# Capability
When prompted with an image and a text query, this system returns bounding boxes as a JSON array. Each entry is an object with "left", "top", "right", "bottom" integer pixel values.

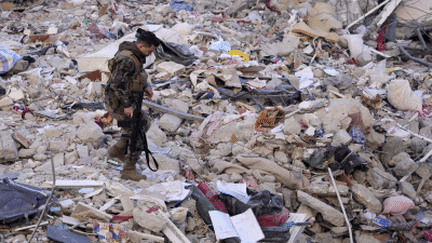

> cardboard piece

[{"left": 77, "top": 33, "right": 155, "bottom": 73}]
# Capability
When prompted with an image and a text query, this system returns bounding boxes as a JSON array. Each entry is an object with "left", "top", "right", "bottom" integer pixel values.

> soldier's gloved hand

[
  {"left": 124, "top": 106, "right": 133, "bottom": 117},
  {"left": 144, "top": 87, "right": 153, "bottom": 99}
]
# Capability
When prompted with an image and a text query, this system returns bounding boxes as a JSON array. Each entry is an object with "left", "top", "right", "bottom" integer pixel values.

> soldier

[{"left": 105, "top": 28, "right": 160, "bottom": 181}]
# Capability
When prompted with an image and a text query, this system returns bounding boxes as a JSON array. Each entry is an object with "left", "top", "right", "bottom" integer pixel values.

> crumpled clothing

[
  {"left": 198, "top": 181, "right": 228, "bottom": 213},
  {"left": 13, "top": 104, "right": 34, "bottom": 119},
  {"left": 169, "top": 0, "right": 194, "bottom": 12},
  {"left": 241, "top": 176, "right": 259, "bottom": 191},
  {"left": 92, "top": 221, "right": 129, "bottom": 243},
  {"left": 210, "top": 40, "right": 231, "bottom": 52},
  {"left": 190, "top": 111, "right": 225, "bottom": 147},
  {"left": 424, "top": 227, "right": 432, "bottom": 241},
  {"left": 349, "top": 127, "right": 366, "bottom": 144},
  {"left": 0, "top": 48, "right": 20, "bottom": 74},
  {"left": 211, "top": 159, "right": 247, "bottom": 175},
  {"left": 179, "top": 161, "right": 194, "bottom": 181},
  {"left": 155, "top": 40, "right": 198, "bottom": 66},
  {"left": 314, "top": 128, "right": 325, "bottom": 137},
  {"left": 382, "top": 195, "right": 414, "bottom": 216}
]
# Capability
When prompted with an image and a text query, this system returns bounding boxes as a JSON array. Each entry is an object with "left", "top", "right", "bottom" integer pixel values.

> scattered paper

[
  {"left": 324, "top": 67, "right": 339, "bottom": 76},
  {"left": 209, "top": 209, "right": 264, "bottom": 242},
  {"left": 216, "top": 180, "right": 251, "bottom": 204},
  {"left": 140, "top": 181, "right": 191, "bottom": 202}
]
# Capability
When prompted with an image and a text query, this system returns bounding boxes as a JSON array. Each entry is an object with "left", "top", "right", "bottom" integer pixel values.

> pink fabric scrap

[{"left": 381, "top": 195, "right": 414, "bottom": 216}]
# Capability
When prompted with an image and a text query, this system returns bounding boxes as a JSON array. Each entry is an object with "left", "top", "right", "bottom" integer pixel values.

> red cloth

[
  {"left": 112, "top": 215, "right": 133, "bottom": 222},
  {"left": 179, "top": 161, "right": 194, "bottom": 181},
  {"left": 257, "top": 207, "right": 290, "bottom": 227},
  {"left": 424, "top": 227, "right": 432, "bottom": 241},
  {"left": 376, "top": 21, "right": 390, "bottom": 51},
  {"left": 198, "top": 182, "right": 228, "bottom": 213}
]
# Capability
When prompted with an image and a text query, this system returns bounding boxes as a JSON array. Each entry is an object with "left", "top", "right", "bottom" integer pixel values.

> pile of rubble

[{"left": 1, "top": 0, "right": 432, "bottom": 242}]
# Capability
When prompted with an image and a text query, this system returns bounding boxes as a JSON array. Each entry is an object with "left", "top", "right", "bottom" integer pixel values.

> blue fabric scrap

[
  {"left": 170, "top": 0, "right": 194, "bottom": 12},
  {"left": 349, "top": 127, "right": 366, "bottom": 144}
]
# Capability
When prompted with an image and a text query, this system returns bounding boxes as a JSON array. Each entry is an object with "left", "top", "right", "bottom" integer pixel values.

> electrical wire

[{"left": 28, "top": 155, "right": 56, "bottom": 243}]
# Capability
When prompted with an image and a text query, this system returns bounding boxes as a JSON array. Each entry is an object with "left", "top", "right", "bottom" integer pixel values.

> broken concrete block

[
  {"left": 351, "top": 184, "right": 382, "bottom": 215},
  {"left": 366, "top": 167, "right": 397, "bottom": 189},
  {"left": 0, "top": 131, "right": 19, "bottom": 163},
  {"left": 18, "top": 148, "right": 36, "bottom": 158},
  {"left": 120, "top": 195, "right": 134, "bottom": 212},
  {"left": 158, "top": 114, "right": 182, "bottom": 133},
  {"left": 322, "top": 116, "right": 341, "bottom": 134},
  {"left": 389, "top": 152, "right": 412, "bottom": 167},
  {"left": 77, "top": 121, "right": 104, "bottom": 147},
  {"left": 415, "top": 162, "right": 430, "bottom": 179},
  {"left": 33, "top": 153, "right": 48, "bottom": 162},
  {"left": 8, "top": 88, "right": 25, "bottom": 101},
  {"left": 297, "top": 190, "right": 345, "bottom": 226},
  {"left": 76, "top": 144, "right": 89, "bottom": 158},
  {"left": 365, "top": 129, "right": 385, "bottom": 150},
  {"left": 168, "top": 98, "right": 189, "bottom": 113},
  {"left": 87, "top": 81, "right": 103, "bottom": 97},
  {"left": 147, "top": 123, "right": 168, "bottom": 147},
  {"left": 393, "top": 158, "right": 417, "bottom": 177},
  {"left": 48, "top": 139, "right": 68, "bottom": 153},
  {"left": 0, "top": 97, "right": 13, "bottom": 110},
  {"left": 71, "top": 202, "right": 112, "bottom": 222},
  {"left": 156, "top": 61, "right": 185, "bottom": 77},
  {"left": 331, "top": 129, "right": 352, "bottom": 146},
  {"left": 151, "top": 153, "right": 180, "bottom": 173},
  {"left": 129, "top": 231, "right": 165, "bottom": 243},
  {"left": 65, "top": 151, "right": 78, "bottom": 164},
  {"left": 399, "top": 181, "right": 417, "bottom": 200},
  {"left": 316, "top": 99, "right": 373, "bottom": 128},
  {"left": 133, "top": 208, "right": 167, "bottom": 232},
  {"left": 13, "top": 133, "right": 31, "bottom": 148},
  {"left": 283, "top": 117, "right": 301, "bottom": 135},
  {"left": 53, "top": 153, "right": 65, "bottom": 166},
  {"left": 306, "top": 181, "right": 349, "bottom": 197},
  {"left": 380, "top": 137, "right": 406, "bottom": 165}
]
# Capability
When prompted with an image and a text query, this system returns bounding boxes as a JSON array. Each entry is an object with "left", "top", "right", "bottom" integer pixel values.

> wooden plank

[
  {"left": 41, "top": 180, "right": 104, "bottom": 189},
  {"left": 376, "top": 0, "right": 403, "bottom": 27}
]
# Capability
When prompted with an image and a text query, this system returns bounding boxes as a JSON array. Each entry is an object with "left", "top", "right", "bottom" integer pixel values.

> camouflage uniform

[{"left": 105, "top": 41, "right": 151, "bottom": 165}]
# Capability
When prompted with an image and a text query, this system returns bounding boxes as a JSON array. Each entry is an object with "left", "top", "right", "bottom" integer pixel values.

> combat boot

[
  {"left": 121, "top": 155, "right": 146, "bottom": 181},
  {"left": 108, "top": 139, "right": 127, "bottom": 161}
]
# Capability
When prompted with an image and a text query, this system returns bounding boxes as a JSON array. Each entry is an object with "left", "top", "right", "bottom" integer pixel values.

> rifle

[{"left": 128, "top": 90, "right": 159, "bottom": 172}]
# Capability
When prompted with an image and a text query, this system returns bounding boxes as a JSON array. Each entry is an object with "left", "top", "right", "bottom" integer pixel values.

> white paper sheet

[
  {"left": 216, "top": 180, "right": 251, "bottom": 204},
  {"left": 209, "top": 211, "right": 239, "bottom": 240},
  {"left": 209, "top": 209, "right": 265, "bottom": 243},
  {"left": 231, "top": 209, "right": 265, "bottom": 242}
]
